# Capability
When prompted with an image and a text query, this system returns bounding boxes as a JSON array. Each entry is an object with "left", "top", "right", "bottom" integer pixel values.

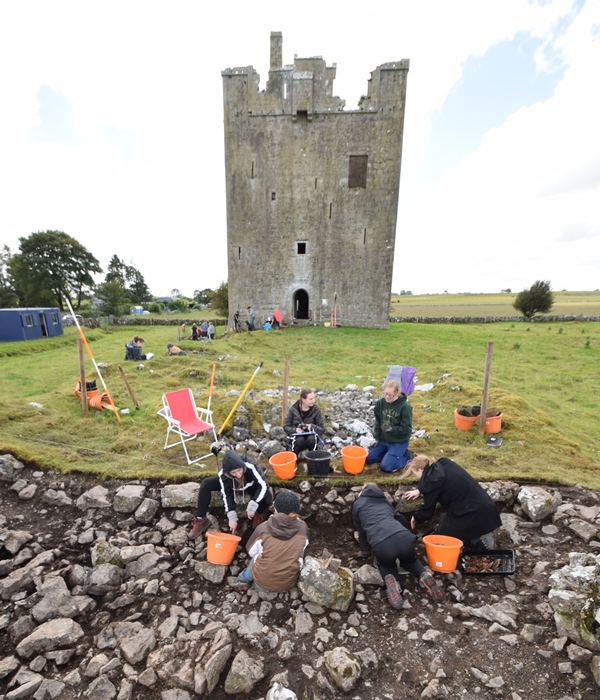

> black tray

[{"left": 460, "top": 549, "right": 515, "bottom": 575}]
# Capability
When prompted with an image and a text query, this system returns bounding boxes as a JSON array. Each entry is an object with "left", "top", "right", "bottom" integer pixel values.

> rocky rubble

[{"left": 2, "top": 448, "right": 600, "bottom": 700}]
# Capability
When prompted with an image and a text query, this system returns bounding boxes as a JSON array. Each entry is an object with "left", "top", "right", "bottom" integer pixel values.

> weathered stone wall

[{"left": 222, "top": 33, "right": 409, "bottom": 329}]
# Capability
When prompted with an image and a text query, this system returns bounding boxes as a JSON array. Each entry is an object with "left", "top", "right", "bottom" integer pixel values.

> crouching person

[
  {"left": 188, "top": 452, "right": 272, "bottom": 539},
  {"left": 352, "top": 483, "right": 443, "bottom": 609},
  {"left": 236, "top": 490, "right": 309, "bottom": 592}
]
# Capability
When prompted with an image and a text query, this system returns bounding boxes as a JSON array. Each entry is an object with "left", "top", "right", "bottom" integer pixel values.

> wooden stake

[
  {"left": 78, "top": 339, "right": 88, "bottom": 415},
  {"left": 282, "top": 356, "right": 290, "bottom": 426},
  {"left": 118, "top": 365, "right": 139, "bottom": 410},
  {"left": 479, "top": 342, "right": 494, "bottom": 435}
]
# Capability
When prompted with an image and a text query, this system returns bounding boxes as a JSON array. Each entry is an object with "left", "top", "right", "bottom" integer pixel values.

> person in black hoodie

[
  {"left": 402, "top": 454, "right": 502, "bottom": 551},
  {"left": 352, "top": 483, "right": 444, "bottom": 609},
  {"left": 188, "top": 452, "right": 272, "bottom": 539},
  {"left": 236, "top": 489, "right": 309, "bottom": 592}
]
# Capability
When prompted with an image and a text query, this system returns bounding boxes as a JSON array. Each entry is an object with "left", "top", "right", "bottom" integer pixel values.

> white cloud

[{"left": 0, "top": 0, "right": 598, "bottom": 297}]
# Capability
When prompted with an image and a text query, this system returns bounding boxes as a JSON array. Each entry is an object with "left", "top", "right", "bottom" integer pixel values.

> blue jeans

[
  {"left": 238, "top": 565, "right": 254, "bottom": 583},
  {"left": 366, "top": 440, "right": 410, "bottom": 473}
]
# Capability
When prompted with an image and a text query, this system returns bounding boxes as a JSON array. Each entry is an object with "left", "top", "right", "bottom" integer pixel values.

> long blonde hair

[{"left": 400, "top": 454, "right": 436, "bottom": 480}]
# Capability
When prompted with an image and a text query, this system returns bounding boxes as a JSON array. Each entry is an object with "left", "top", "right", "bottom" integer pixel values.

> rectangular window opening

[
  {"left": 271, "top": 192, "right": 276, "bottom": 201},
  {"left": 363, "top": 228, "right": 367, "bottom": 244},
  {"left": 251, "top": 161, "right": 254, "bottom": 178},
  {"left": 297, "top": 242, "right": 306, "bottom": 255},
  {"left": 238, "top": 246, "right": 241, "bottom": 260},
  {"left": 24, "top": 314, "right": 34, "bottom": 327},
  {"left": 348, "top": 155, "right": 368, "bottom": 188},
  {"left": 329, "top": 203, "right": 332, "bottom": 220}
]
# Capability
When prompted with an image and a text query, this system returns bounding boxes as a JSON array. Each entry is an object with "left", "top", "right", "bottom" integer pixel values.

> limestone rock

[
  {"left": 298, "top": 556, "right": 355, "bottom": 612},
  {"left": 323, "top": 646, "right": 361, "bottom": 692},
  {"left": 15, "top": 618, "right": 84, "bottom": 658},
  {"left": 223, "top": 649, "right": 265, "bottom": 694}
]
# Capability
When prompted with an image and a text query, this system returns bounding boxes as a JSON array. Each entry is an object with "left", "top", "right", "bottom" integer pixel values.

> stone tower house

[{"left": 222, "top": 33, "right": 409, "bottom": 329}]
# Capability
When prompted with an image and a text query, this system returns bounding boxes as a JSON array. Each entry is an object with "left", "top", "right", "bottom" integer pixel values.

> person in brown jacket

[{"left": 235, "top": 490, "right": 309, "bottom": 592}]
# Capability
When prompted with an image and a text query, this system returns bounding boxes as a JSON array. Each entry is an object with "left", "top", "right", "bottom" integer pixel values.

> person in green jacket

[{"left": 366, "top": 380, "right": 413, "bottom": 472}]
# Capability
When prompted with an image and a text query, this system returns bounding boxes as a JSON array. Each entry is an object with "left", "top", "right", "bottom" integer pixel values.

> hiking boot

[
  {"left": 187, "top": 516, "right": 209, "bottom": 540},
  {"left": 419, "top": 571, "right": 444, "bottom": 602},
  {"left": 228, "top": 579, "right": 249, "bottom": 592},
  {"left": 384, "top": 574, "right": 403, "bottom": 610}
]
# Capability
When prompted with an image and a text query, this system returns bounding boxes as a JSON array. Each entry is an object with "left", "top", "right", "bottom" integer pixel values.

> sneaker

[
  {"left": 384, "top": 574, "right": 403, "bottom": 610},
  {"left": 187, "top": 516, "right": 209, "bottom": 540},
  {"left": 228, "top": 579, "right": 249, "bottom": 592},
  {"left": 419, "top": 571, "right": 444, "bottom": 602}
]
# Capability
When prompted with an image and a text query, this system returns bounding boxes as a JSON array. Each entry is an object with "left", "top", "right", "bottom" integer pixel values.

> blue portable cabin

[{"left": 0, "top": 307, "right": 64, "bottom": 342}]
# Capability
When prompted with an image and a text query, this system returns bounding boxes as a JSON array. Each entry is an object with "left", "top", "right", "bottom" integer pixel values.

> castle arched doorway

[{"left": 293, "top": 289, "right": 309, "bottom": 320}]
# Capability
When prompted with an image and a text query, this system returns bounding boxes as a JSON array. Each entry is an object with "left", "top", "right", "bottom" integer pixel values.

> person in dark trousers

[
  {"left": 188, "top": 452, "right": 272, "bottom": 539},
  {"left": 124, "top": 336, "right": 147, "bottom": 361},
  {"left": 246, "top": 306, "right": 256, "bottom": 331},
  {"left": 366, "top": 380, "right": 413, "bottom": 472},
  {"left": 352, "top": 483, "right": 444, "bottom": 609},
  {"left": 402, "top": 454, "right": 502, "bottom": 551},
  {"left": 284, "top": 388, "right": 325, "bottom": 455},
  {"left": 235, "top": 489, "right": 309, "bottom": 592},
  {"left": 233, "top": 310, "right": 242, "bottom": 333}
]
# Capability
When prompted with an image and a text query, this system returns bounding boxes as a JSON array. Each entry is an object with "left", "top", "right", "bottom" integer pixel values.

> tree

[
  {"left": 513, "top": 280, "right": 554, "bottom": 318},
  {"left": 105, "top": 255, "right": 151, "bottom": 303},
  {"left": 193, "top": 288, "right": 212, "bottom": 306},
  {"left": 95, "top": 280, "right": 130, "bottom": 316},
  {"left": 9, "top": 231, "right": 102, "bottom": 310},
  {"left": 0, "top": 245, "right": 19, "bottom": 308},
  {"left": 210, "top": 281, "right": 228, "bottom": 316}
]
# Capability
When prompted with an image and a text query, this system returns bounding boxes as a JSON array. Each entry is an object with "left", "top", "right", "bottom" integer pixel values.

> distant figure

[
  {"left": 191, "top": 323, "right": 198, "bottom": 341},
  {"left": 180, "top": 323, "right": 187, "bottom": 340},
  {"left": 246, "top": 306, "right": 256, "bottom": 331},
  {"left": 263, "top": 319, "right": 273, "bottom": 331},
  {"left": 167, "top": 343, "right": 186, "bottom": 356},
  {"left": 272, "top": 308, "right": 283, "bottom": 329},
  {"left": 233, "top": 310, "right": 242, "bottom": 333},
  {"left": 124, "top": 336, "right": 147, "bottom": 361},
  {"left": 207, "top": 322, "right": 215, "bottom": 340},
  {"left": 200, "top": 320, "right": 208, "bottom": 338}
]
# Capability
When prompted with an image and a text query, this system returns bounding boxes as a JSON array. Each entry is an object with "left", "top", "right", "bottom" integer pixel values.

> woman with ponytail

[{"left": 402, "top": 455, "right": 501, "bottom": 552}]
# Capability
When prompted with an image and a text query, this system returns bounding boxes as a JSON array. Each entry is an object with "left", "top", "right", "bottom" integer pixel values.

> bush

[{"left": 513, "top": 280, "right": 554, "bottom": 319}]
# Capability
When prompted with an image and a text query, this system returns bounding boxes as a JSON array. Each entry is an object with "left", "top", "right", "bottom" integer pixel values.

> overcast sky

[{"left": 1, "top": 0, "right": 598, "bottom": 298}]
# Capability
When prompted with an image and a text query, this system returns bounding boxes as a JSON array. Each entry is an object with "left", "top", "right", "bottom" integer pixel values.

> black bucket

[{"left": 305, "top": 450, "right": 331, "bottom": 477}]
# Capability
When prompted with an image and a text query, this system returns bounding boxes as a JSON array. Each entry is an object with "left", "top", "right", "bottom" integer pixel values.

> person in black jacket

[
  {"left": 402, "top": 455, "right": 502, "bottom": 551},
  {"left": 284, "top": 389, "right": 325, "bottom": 455},
  {"left": 188, "top": 452, "right": 273, "bottom": 539},
  {"left": 124, "top": 336, "right": 147, "bottom": 361},
  {"left": 352, "top": 484, "right": 444, "bottom": 609}
]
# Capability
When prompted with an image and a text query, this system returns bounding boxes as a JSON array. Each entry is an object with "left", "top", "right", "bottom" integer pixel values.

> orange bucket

[
  {"left": 423, "top": 534, "right": 463, "bottom": 573},
  {"left": 206, "top": 531, "right": 242, "bottom": 565},
  {"left": 484, "top": 413, "right": 502, "bottom": 434},
  {"left": 269, "top": 451, "right": 297, "bottom": 479},
  {"left": 341, "top": 445, "right": 368, "bottom": 474},
  {"left": 454, "top": 409, "right": 478, "bottom": 431}
]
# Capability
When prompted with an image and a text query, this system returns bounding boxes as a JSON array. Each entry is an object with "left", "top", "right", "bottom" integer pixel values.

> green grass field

[
  {"left": 390, "top": 290, "right": 600, "bottom": 317},
  {"left": 1, "top": 294, "right": 599, "bottom": 488}
]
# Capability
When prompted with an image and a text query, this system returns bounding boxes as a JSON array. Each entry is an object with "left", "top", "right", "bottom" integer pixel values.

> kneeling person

[{"left": 237, "top": 490, "right": 309, "bottom": 592}]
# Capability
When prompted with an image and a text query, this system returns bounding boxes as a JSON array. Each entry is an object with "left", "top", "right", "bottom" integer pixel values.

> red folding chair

[{"left": 157, "top": 387, "right": 218, "bottom": 465}]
